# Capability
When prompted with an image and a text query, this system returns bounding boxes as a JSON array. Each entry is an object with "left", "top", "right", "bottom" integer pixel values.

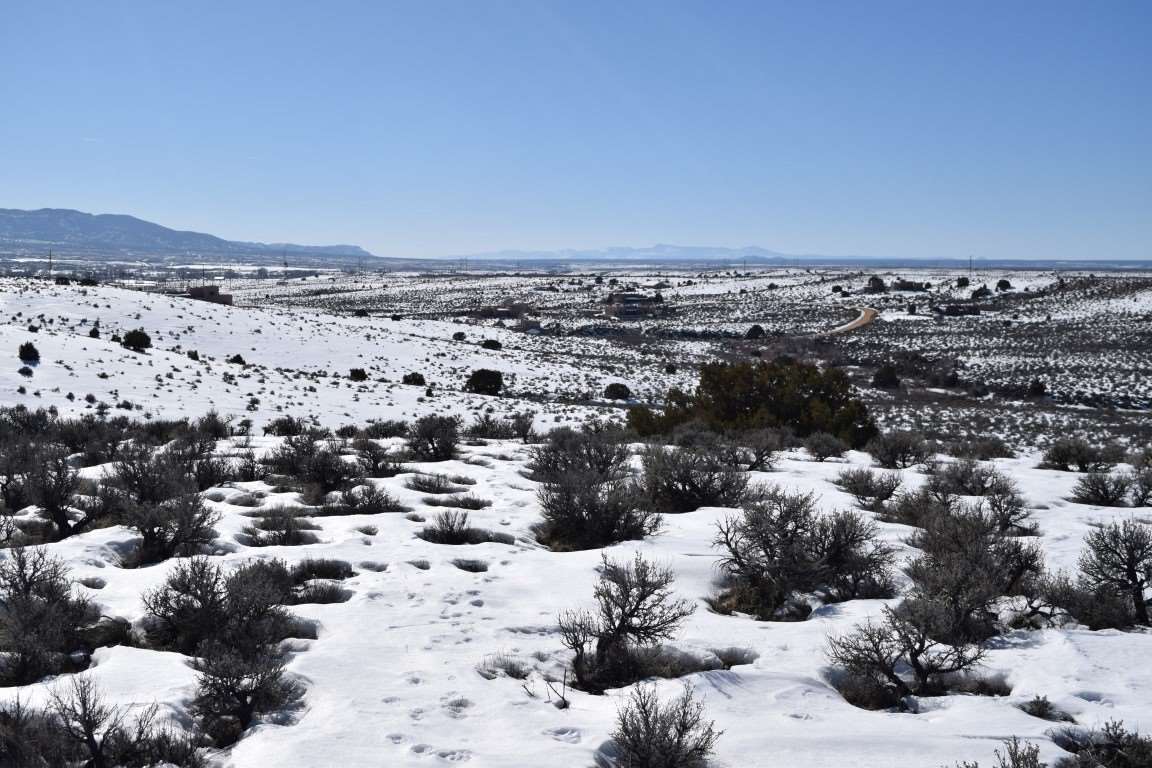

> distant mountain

[
  {"left": 446, "top": 244, "right": 1152, "bottom": 271},
  {"left": 453, "top": 244, "right": 797, "bottom": 265},
  {"left": 0, "top": 208, "right": 374, "bottom": 261}
]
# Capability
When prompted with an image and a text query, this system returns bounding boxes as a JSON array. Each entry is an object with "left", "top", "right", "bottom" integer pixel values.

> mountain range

[
  {"left": 2, "top": 208, "right": 1148, "bottom": 271},
  {"left": 0, "top": 208, "right": 374, "bottom": 261}
]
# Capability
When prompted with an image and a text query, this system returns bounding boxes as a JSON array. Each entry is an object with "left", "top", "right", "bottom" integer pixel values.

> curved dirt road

[{"left": 823, "top": 306, "right": 878, "bottom": 336}]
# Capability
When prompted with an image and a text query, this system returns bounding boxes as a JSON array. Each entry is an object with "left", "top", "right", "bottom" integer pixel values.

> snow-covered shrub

[
  {"left": 1069, "top": 471, "right": 1132, "bottom": 507},
  {"left": 1017, "top": 695, "right": 1075, "bottom": 723},
  {"left": 142, "top": 557, "right": 297, "bottom": 657},
  {"left": 464, "top": 368, "right": 504, "bottom": 396},
  {"left": 290, "top": 581, "right": 352, "bottom": 604},
  {"left": 417, "top": 511, "right": 513, "bottom": 545},
  {"left": 835, "top": 467, "right": 902, "bottom": 510},
  {"left": 121, "top": 328, "right": 151, "bottom": 352},
  {"left": 1028, "top": 571, "right": 1135, "bottom": 631},
  {"left": 944, "top": 436, "right": 1015, "bottom": 461},
  {"left": 983, "top": 480, "right": 1035, "bottom": 535},
  {"left": 239, "top": 508, "right": 321, "bottom": 547},
  {"left": 610, "top": 684, "right": 720, "bottom": 768},
  {"left": 263, "top": 415, "right": 308, "bottom": 437},
  {"left": 1040, "top": 437, "right": 1123, "bottom": 472},
  {"left": 141, "top": 557, "right": 228, "bottom": 654},
  {"left": 0, "top": 677, "right": 205, "bottom": 767},
  {"left": 233, "top": 449, "right": 262, "bottom": 482},
  {"left": 262, "top": 434, "right": 318, "bottom": 477},
  {"left": 929, "top": 458, "right": 1007, "bottom": 497},
  {"left": 714, "top": 427, "right": 785, "bottom": 472},
  {"left": 1078, "top": 520, "right": 1152, "bottom": 625},
  {"left": 638, "top": 445, "right": 749, "bottom": 513},
  {"left": 121, "top": 493, "right": 221, "bottom": 566},
  {"left": 0, "top": 547, "right": 96, "bottom": 685},
  {"left": 1130, "top": 468, "right": 1152, "bottom": 507},
  {"left": 22, "top": 446, "right": 87, "bottom": 540},
  {"left": 406, "top": 415, "right": 460, "bottom": 461},
  {"left": 878, "top": 485, "right": 958, "bottom": 528},
  {"left": 714, "top": 490, "right": 894, "bottom": 619},
  {"left": 826, "top": 603, "right": 986, "bottom": 707},
  {"left": 192, "top": 641, "right": 304, "bottom": 746},
  {"left": 536, "top": 473, "right": 659, "bottom": 551},
  {"left": 1049, "top": 720, "right": 1152, "bottom": 767},
  {"left": 109, "top": 442, "right": 194, "bottom": 505},
  {"left": 627, "top": 359, "right": 878, "bottom": 448},
  {"left": 557, "top": 553, "right": 695, "bottom": 692},
  {"left": 16, "top": 341, "right": 39, "bottom": 364},
  {"left": 319, "top": 483, "right": 407, "bottom": 515},
  {"left": 603, "top": 382, "right": 632, "bottom": 400},
  {"left": 508, "top": 411, "right": 536, "bottom": 443},
  {"left": 296, "top": 445, "right": 359, "bottom": 495},
  {"left": 526, "top": 423, "right": 630, "bottom": 484},
  {"left": 804, "top": 431, "right": 847, "bottom": 462},
  {"left": 867, "top": 430, "right": 932, "bottom": 469},
  {"left": 291, "top": 558, "right": 354, "bottom": 583},
  {"left": 952, "top": 737, "right": 1044, "bottom": 768},
  {"left": 905, "top": 509, "right": 1043, "bottom": 643},
  {"left": 422, "top": 493, "right": 492, "bottom": 509},
  {"left": 464, "top": 412, "right": 517, "bottom": 439},
  {"left": 476, "top": 653, "right": 530, "bottom": 680},
  {"left": 404, "top": 472, "right": 463, "bottom": 494},
  {"left": 351, "top": 439, "right": 407, "bottom": 479},
  {"left": 359, "top": 419, "right": 409, "bottom": 439},
  {"left": 189, "top": 454, "right": 237, "bottom": 492}
]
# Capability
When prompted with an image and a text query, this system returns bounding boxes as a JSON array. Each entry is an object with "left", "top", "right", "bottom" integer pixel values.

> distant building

[
  {"left": 893, "top": 278, "right": 929, "bottom": 292},
  {"left": 187, "top": 285, "right": 234, "bottom": 305},
  {"left": 603, "top": 292, "right": 666, "bottom": 319}
]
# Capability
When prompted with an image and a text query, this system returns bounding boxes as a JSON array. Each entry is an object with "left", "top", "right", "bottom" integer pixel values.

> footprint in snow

[
  {"left": 436, "top": 749, "right": 472, "bottom": 762},
  {"left": 543, "top": 726, "right": 581, "bottom": 744}
]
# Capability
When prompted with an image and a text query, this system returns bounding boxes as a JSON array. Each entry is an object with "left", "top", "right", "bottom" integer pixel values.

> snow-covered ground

[
  {"left": 2, "top": 273, "right": 1150, "bottom": 767},
  {"left": 1, "top": 436, "right": 1149, "bottom": 768},
  {"left": 0, "top": 278, "right": 649, "bottom": 429}
]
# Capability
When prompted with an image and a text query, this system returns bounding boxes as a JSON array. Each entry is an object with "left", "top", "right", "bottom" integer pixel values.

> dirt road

[{"left": 823, "top": 306, "right": 878, "bottom": 336}]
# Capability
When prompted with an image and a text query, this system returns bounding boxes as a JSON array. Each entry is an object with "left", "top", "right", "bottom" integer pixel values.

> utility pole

[{"left": 47, "top": 250, "right": 53, "bottom": 277}]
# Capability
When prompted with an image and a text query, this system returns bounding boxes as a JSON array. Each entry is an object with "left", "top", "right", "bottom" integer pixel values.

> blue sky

[{"left": 1, "top": 1, "right": 1148, "bottom": 260}]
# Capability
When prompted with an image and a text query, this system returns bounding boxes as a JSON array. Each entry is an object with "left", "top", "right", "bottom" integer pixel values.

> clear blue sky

[{"left": 2, "top": 1, "right": 1148, "bottom": 260}]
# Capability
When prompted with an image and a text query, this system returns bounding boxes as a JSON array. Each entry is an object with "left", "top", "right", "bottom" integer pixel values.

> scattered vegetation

[{"left": 558, "top": 553, "right": 695, "bottom": 692}]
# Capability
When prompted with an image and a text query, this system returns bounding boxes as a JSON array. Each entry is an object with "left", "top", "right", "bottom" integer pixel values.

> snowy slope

[
  {"left": 0, "top": 440, "right": 1148, "bottom": 768},
  {"left": 1, "top": 278, "right": 635, "bottom": 429}
]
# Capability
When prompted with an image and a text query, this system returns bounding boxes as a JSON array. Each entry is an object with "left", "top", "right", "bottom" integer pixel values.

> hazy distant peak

[{"left": 0, "top": 207, "right": 374, "bottom": 259}]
